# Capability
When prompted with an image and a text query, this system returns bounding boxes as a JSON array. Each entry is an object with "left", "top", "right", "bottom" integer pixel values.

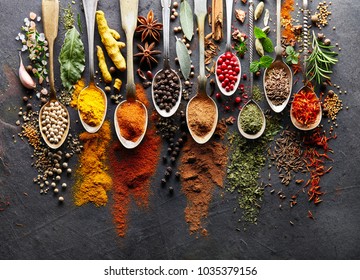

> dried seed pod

[
  {"left": 263, "top": 9, "right": 269, "bottom": 26},
  {"left": 262, "top": 26, "right": 270, "bottom": 34},
  {"left": 18, "top": 52, "right": 36, "bottom": 89},
  {"left": 255, "top": 38, "right": 264, "bottom": 56},
  {"left": 254, "top": 1, "right": 264, "bottom": 21}
]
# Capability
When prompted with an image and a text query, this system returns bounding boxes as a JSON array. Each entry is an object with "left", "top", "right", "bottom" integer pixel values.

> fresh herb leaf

[
  {"left": 262, "top": 37, "right": 274, "bottom": 53},
  {"left": 250, "top": 61, "right": 260, "bottom": 73},
  {"left": 254, "top": 26, "right": 267, "bottom": 39},
  {"left": 180, "top": 0, "right": 194, "bottom": 41},
  {"left": 176, "top": 37, "right": 191, "bottom": 79},
  {"left": 285, "top": 46, "right": 299, "bottom": 65},
  {"left": 306, "top": 30, "right": 338, "bottom": 84},
  {"left": 59, "top": 26, "right": 85, "bottom": 90},
  {"left": 260, "top": 55, "right": 273, "bottom": 67},
  {"left": 235, "top": 40, "right": 248, "bottom": 57}
]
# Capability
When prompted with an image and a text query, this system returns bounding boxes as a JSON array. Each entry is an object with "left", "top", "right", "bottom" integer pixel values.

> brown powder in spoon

[{"left": 188, "top": 95, "right": 216, "bottom": 137}]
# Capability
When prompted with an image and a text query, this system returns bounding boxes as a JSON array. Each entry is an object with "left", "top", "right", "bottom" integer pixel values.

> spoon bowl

[
  {"left": 78, "top": 83, "right": 107, "bottom": 133},
  {"left": 215, "top": 0, "right": 241, "bottom": 96},
  {"left": 237, "top": 0, "right": 266, "bottom": 140},
  {"left": 39, "top": 0, "right": 70, "bottom": 149},
  {"left": 114, "top": 99, "right": 148, "bottom": 149},
  {"left": 152, "top": 0, "right": 182, "bottom": 117},
  {"left": 263, "top": 0, "right": 293, "bottom": 113},
  {"left": 238, "top": 100, "right": 266, "bottom": 140},
  {"left": 186, "top": 0, "right": 218, "bottom": 144},
  {"left": 290, "top": 86, "right": 322, "bottom": 131},
  {"left": 290, "top": 0, "right": 322, "bottom": 131},
  {"left": 116, "top": 0, "right": 148, "bottom": 148},
  {"left": 79, "top": 0, "right": 107, "bottom": 133}
]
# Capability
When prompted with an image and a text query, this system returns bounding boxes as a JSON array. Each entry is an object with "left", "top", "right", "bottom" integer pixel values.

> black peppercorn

[
  {"left": 164, "top": 171, "right": 170, "bottom": 178},
  {"left": 161, "top": 178, "right": 167, "bottom": 185},
  {"left": 168, "top": 186, "right": 174, "bottom": 194},
  {"left": 175, "top": 171, "right": 181, "bottom": 179}
]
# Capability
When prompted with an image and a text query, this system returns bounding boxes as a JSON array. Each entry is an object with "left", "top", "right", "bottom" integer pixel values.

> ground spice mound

[
  {"left": 73, "top": 120, "right": 112, "bottom": 207},
  {"left": 180, "top": 122, "right": 228, "bottom": 236},
  {"left": 188, "top": 95, "right": 216, "bottom": 137},
  {"left": 70, "top": 78, "right": 85, "bottom": 108},
  {"left": 110, "top": 127, "right": 161, "bottom": 237},
  {"left": 117, "top": 101, "right": 146, "bottom": 142}
]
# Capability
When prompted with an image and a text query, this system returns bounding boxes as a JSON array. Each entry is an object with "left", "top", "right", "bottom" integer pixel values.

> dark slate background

[{"left": 0, "top": 0, "right": 359, "bottom": 259}]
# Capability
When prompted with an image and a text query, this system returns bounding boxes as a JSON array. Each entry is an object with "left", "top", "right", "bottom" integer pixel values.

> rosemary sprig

[{"left": 306, "top": 31, "right": 338, "bottom": 85}]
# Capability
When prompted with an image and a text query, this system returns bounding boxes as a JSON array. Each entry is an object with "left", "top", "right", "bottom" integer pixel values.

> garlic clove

[{"left": 18, "top": 51, "right": 36, "bottom": 89}]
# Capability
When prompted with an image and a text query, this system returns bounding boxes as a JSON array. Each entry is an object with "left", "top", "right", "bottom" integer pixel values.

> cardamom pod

[
  {"left": 254, "top": 1, "right": 264, "bottom": 21},
  {"left": 262, "top": 26, "right": 270, "bottom": 34},
  {"left": 255, "top": 38, "right": 264, "bottom": 57},
  {"left": 263, "top": 9, "right": 269, "bottom": 26}
]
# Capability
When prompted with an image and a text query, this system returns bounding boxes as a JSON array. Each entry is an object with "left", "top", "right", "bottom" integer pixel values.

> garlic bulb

[{"left": 18, "top": 52, "right": 36, "bottom": 89}]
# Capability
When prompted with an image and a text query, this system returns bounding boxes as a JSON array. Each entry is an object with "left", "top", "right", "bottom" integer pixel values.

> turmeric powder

[
  {"left": 73, "top": 121, "right": 112, "bottom": 207},
  {"left": 96, "top": 10, "right": 126, "bottom": 71},
  {"left": 96, "top": 45, "right": 112, "bottom": 84},
  {"left": 70, "top": 78, "right": 85, "bottom": 108},
  {"left": 78, "top": 84, "right": 106, "bottom": 127},
  {"left": 116, "top": 101, "right": 146, "bottom": 142}
]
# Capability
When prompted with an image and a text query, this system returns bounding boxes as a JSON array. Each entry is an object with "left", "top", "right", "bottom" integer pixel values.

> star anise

[
  {"left": 136, "top": 10, "right": 163, "bottom": 42},
  {"left": 134, "top": 42, "right": 161, "bottom": 69}
]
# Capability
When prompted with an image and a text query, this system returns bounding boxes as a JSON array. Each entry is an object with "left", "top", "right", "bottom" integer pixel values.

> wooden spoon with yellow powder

[{"left": 78, "top": 0, "right": 107, "bottom": 133}]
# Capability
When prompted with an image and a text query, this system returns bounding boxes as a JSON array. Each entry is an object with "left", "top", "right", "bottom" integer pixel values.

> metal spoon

[
  {"left": 290, "top": 0, "right": 322, "bottom": 130},
  {"left": 151, "top": 0, "right": 182, "bottom": 117},
  {"left": 114, "top": 0, "right": 148, "bottom": 149},
  {"left": 215, "top": 0, "right": 241, "bottom": 96},
  {"left": 238, "top": 0, "right": 266, "bottom": 140},
  {"left": 263, "top": 0, "right": 293, "bottom": 113},
  {"left": 39, "top": 0, "right": 70, "bottom": 149},
  {"left": 186, "top": 0, "right": 218, "bottom": 144},
  {"left": 78, "top": 0, "right": 107, "bottom": 133}
]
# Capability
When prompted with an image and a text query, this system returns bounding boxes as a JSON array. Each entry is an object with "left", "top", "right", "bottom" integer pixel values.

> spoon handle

[
  {"left": 42, "top": 0, "right": 59, "bottom": 100},
  {"left": 82, "top": 0, "right": 98, "bottom": 81},
  {"left": 275, "top": 0, "right": 282, "bottom": 56},
  {"left": 162, "top": 0, "right": 171, "bottom": 65},
  {"left": 120, "top": 0, "right": 139, "bottom": 99},
  {"left": 302, "top": 0, "right": 309, "bottom": 82},
  {"left": 225, "top": 0, "right": 233, "bottom": 49},
  {"left": 248, "top": 0, "right": 254, "bottom": 94},
  {"left": 195, "top": 0, "right": 207, "bottom": 80}
]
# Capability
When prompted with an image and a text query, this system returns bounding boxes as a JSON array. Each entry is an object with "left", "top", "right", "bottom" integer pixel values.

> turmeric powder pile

[
  {"left": 117, "top": 101, "right": 146, "bottom": 142},
  {"left": 73, "top": 121, "right": 112, "bottom": 207},
  {"left": 70, "top": 78, "right": 85, "bottom": 108},
  {"left": 78, "top": 84, "right": 106, "bottom": 127}
]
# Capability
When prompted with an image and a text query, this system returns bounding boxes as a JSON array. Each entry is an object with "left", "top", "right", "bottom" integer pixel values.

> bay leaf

[
  {"left": 59, "top": 26, "right": 85, "bottom": 90},
  {"left": 180, "top": 0, "right": 194, "bottom": 41},
  {"left": 176, "top": 38, "right": 191, "bottom": 80}
]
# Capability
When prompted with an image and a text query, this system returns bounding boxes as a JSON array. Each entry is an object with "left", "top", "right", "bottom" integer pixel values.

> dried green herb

[
  {"left": 176, "top": 37, "right": 191, "bottom": 80},
  {"left": 227, "top": 113, "right": 281, "bottom": 225},
  {"left": 62, "top": 3, "right": 75, "bottom": 30},
  {"left": 180, "top": 0, "right": 194, "bottom": 41},
  {"left": 239, "top": 103, "right": 263, "bottom": 135},
  {"left": 252, "top": 85, "right": 263, "bottom": 102},
  {"left": 59, "top": 26, "right": 85, "bottom": 90}
]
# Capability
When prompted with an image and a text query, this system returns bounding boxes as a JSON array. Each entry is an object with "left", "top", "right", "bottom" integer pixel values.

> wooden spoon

[
  {"left": 115, "top": 0, "right": 148, "bottom": 149},
  {"left": 39, "top": 0, "right": 70, "bottom": 149}
]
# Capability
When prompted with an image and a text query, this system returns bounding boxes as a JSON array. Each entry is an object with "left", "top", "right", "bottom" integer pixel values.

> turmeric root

[
  {"left": 113, "top": 78, "right": 122, "bottom": 91},
  {"left": 96, "top": 45, "right": 112, "bottom": 84},
  {"left": 96, "top": 10, "right": 126, "bottom": 71}
]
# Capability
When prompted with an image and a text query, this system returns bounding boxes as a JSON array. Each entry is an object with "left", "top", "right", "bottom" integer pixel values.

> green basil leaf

[
  {"left": 254, "top": 26, "right": 267, "bottom": 39},
  {"left": 180, "top": 0, "right": 194, "bottom": 41},
  {"left": 176, "top": 37, "right": 191, "bottom": 79},
  {"left": 262, "top": 37, "right": 274, "bottom": 53},
  {"left": 59, "top": 27, "right": 85, "bottom": 90},
  {"left": 259, "top": 55, "right": 273, "bottom": 68}
]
